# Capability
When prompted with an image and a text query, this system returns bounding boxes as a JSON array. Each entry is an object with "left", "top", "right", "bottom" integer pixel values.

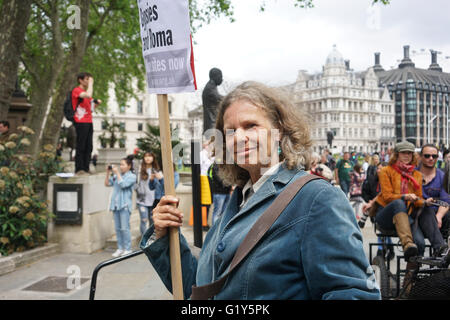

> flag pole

[{"left": 157, "top": 93, "right": 184, "bottom": 300}]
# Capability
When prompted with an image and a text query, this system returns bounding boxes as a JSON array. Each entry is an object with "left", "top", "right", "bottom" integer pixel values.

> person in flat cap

[
  {"left": 394, "top": 141, "right": 416, "bottom": 153},
  {"left": 365, "top": 141, "right": 433, "bottom": 260}
]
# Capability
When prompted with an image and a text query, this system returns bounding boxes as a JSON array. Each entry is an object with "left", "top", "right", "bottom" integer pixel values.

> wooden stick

[{"left": 157, "top": 94, "right": 184, "bottom": 300}]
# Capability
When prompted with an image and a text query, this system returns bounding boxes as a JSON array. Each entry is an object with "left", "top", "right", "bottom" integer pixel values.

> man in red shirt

[{"left": 72, "top": 72, "right": 101, "bottom": 175}]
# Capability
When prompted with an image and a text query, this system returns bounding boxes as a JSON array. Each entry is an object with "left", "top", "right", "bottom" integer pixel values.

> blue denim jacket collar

[{"left": 231, "top": 163, "right": 302, "bottom": 222}]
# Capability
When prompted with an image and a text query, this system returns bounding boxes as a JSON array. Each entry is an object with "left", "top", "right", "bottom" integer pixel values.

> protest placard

[
  {"left": 137, "top": 0, "right": 197, "bottom": 300},
  {"left": 138, "top": 0, "right": 197, "bottom": 94}
]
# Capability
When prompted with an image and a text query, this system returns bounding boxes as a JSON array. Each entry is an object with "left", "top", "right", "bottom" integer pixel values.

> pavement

[{"left": 0, "top": 214, "right": 398, "bottom": 300}]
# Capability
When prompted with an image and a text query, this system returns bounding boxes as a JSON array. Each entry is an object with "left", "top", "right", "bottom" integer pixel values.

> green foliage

[
  {"left": 260, "top": 0, "right": 314, "bottom": 11},
  {"left": 372, "top": 0, "right": 390, "bottom": 4},
  {"left": 19, "top": 0, "right": 237, "bottom": 120},
  {"left": 82, "top": 1, "right": 146, "bottom": 113},
  {"left": 0, "top": 126, "right": 63, "bottom": 256},
  {"left": 189, "top": 0, "right": 235, "bottom": 33}
]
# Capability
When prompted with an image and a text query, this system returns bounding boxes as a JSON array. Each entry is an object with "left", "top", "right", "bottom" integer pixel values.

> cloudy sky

[{"left": 191, "top": 0, "right": 450, "bottom": 95}]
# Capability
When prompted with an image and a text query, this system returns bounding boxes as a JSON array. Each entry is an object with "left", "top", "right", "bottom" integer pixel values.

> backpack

[
  {"left": 64, "top": 89, "right": 81, "bottom": 123},
  {"left": 361, "top": 178, "right": 371, "bottom": 202},
  {"left": 361, "top": 166, "right": 377, "bottom": 202}
]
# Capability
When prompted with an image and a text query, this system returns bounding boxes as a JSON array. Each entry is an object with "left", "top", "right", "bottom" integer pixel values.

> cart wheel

[{"left": 372, "top": 255, "right": 391, "bottom": 299}]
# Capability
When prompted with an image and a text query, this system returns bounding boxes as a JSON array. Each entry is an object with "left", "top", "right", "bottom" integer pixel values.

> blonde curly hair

[{"left": 213, "top": 81, "right": 313, "bottom": 187}]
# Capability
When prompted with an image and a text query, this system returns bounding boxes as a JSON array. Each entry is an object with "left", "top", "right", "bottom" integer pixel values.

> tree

[
  {"left": 0, "top": 0, "right": 33, "bottom": 120},
  {"left": 21, "top": 0, "right": 91, "bottom": 155},
  {"left": 22, "top": 0, "right": 166, "bottom": 154}
]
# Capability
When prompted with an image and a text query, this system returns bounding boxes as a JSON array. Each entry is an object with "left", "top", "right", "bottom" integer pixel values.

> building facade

[
  {"left": 374, "top": 45, "right": 450, "bottom": 148},
  {"left": 290, "top": 45, "right": 395, "bottom": 154}
]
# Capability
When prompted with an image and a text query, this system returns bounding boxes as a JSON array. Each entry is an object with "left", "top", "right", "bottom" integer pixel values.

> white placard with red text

[{"left": 137, "top": 0, "right": 197, "bottom": 94}]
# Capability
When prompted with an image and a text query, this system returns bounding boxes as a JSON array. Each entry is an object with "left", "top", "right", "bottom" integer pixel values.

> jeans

[
  {"left": 375, "top": 199, "right": 408, "bottom": 231},
  {"left": 113, "top": 208, "right": 131, "bottom": 251},
  {"left": 339, "top": 179, "right": 350, "bottom": 197},
  {"left": 212, "top": 193, "right": 230, "bottom": 225},
  {"left": 74, "top": 122, "right": 93, "bottom": 172},
  {"left": 137, "top": 204, "right": 152, "bottom": 235},
  {"left": 411, "top": 206, "right": 445, "bottom": 255}
]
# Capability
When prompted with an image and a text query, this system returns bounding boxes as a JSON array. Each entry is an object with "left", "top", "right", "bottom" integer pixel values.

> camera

[
  {"left": 108, "top": 165, "right": 113, "bottom": 170},
  {"left": 358, "top": 211, "right": 369, "bottom": 228}
]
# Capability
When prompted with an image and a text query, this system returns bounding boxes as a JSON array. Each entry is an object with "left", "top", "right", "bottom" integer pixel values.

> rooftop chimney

[
  {"left": 373, "top": 52, "right": 384, "bottom": 72},
  {"left": 428, "top": 50, "right": 442, "bottom": 72},
  {"left": 398, "top": 45, "right": 415, "bottom": 68}
]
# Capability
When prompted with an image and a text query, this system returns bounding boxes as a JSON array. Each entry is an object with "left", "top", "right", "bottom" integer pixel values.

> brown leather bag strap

[{"left": 190, "top": 174, "right": 321, "bottom": 300}]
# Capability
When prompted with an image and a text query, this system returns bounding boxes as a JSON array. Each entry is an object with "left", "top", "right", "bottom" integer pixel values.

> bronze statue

[{"left": 201, "top": 68, "right": 223, "bottom": 134}]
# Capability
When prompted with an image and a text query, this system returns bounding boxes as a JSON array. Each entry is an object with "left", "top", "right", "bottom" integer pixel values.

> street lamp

[
  {"left": 444, "top": 102, "right": 450, "bottom": 148},
  {"left": 428, "top": 113, "right": 437, "bottom": 144}
]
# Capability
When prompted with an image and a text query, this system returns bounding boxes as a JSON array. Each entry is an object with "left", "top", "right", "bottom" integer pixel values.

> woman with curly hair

[{"left": 140, "top": 81, "right": 380, "bottom": 300}]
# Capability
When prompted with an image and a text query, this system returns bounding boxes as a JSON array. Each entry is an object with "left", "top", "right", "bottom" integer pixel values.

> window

[
  {"left": 138, "top": 123, "right": 143, "bottom": 131},
  {"left": 119, "top": 105, "right": 126, "bottom": 114},
  {"left": 101, "top": 120, "right": 107, "bottom": 130},
  {"left": 137, "top": 100, "right": 143, "bottom": 114},
  {"left": 332, "top": 100, "right": 338, "bottom": 108},
  {"left": 119, "top": 122, "right": 125, "bottom": 130},
  {"left": 168, "top": 101, "right": 173, "bottom": 115}
]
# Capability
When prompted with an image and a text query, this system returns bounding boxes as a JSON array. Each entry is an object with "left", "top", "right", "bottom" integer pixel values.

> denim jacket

[
  {"left": 108, "top": 171, "right": 136, "bottom": 212},
  {"left": 140, "top": 164, "right": 381, "bottom": 300},
  {"left": 148, "top": 171, "right": 180, "bottom": 200}
]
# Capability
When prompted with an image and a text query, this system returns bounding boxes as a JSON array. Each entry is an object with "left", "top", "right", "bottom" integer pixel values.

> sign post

[
  {"left": 138, "top": 0, "right": 197, "bottom": 300},
  {"left": 157, "top": 94, "right": 183, "bottom": 300}
]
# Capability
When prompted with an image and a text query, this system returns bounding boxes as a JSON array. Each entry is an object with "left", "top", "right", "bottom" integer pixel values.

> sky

[{"left": 190, "top": 0, "right": 450, "bottom": 99}]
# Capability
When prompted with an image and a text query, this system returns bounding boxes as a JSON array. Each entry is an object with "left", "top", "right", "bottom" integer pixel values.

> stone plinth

[{"left": 47, "top": 174, "right": 114, "bottom": 254}]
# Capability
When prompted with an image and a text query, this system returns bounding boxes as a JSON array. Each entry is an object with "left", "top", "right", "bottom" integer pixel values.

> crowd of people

[
  {"left": 310, "top": 143, "right": 450, "bottom": 265},
  {"left": 109, "top": 80, "right": 450, "bottom": 299}
]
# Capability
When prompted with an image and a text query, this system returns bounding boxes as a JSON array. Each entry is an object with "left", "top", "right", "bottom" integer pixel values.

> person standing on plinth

[
  {"left": 72, "top": 72, "right": 102, "bottom": 175},
  {"left": 201, "top": 68, "right": 223, "bottom": 134}
]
